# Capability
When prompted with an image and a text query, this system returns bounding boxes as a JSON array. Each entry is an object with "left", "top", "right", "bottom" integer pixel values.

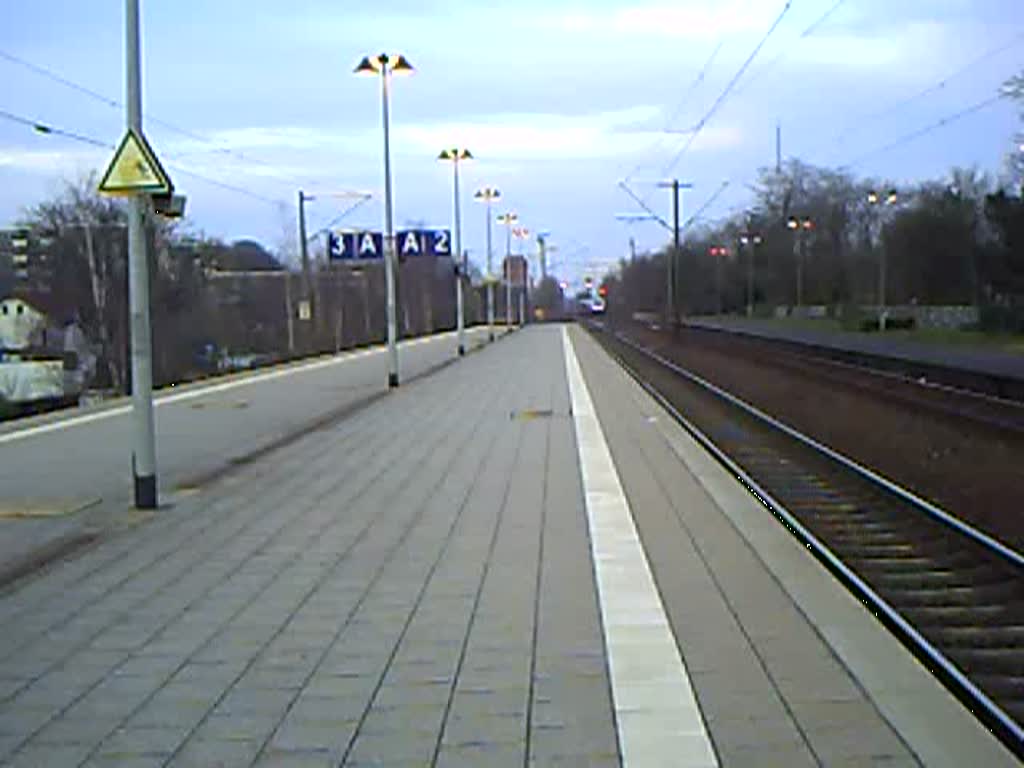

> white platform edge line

[
  {"left": 0, "top": 328, "right": 489, "bottom": 446},
  {"left": 562, "top": 326, "right": 718, "bottom": 768}
]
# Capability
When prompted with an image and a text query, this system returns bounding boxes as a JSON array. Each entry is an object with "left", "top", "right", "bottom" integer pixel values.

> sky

[{"left": 1, "top": 0, "right": 1022, "bottom": 288}]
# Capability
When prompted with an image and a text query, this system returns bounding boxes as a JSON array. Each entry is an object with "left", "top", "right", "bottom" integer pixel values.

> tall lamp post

[
  {"left": 354, "top": 52, "right": 414, "bottom": 388},
  {"left": 439, "top": 148, "right": 472, "bottom": 355},
  {"left": 786, "top": 215, "right": 814, "bottom": 311},
  {"left": 513, "top": 226, "right": 530, "bottom": 325},
  {"left": 496, "top": 212, "right": 518, "bottom": 328},
  {"left": 474, "top": 187, "right": 501, "bottom": 341},
  {"left": 709, "top": 245, "right": 730, "bottom": 315},
  {"left": 739, "top": 231, "right": 764, "bottom": 318},
  {"left": 867, "top": 189, "right": 899, "bottom": 331}
]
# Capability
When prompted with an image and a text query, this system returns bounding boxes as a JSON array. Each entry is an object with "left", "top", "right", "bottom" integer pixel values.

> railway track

[
  {"left": 672, "top": 323, "right": 1024, "bottom": 437},
  {"left": 588, "top": 323, "right": 1024, "bottom": 758}
]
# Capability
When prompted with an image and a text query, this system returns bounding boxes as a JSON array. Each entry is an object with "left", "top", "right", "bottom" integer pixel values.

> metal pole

[
  {"left": 297, "top": 190, "right": 312, "bottom": 352},
  {"left": 716, "top": 249, "right": 723, "bottom": 315},
  {"left": 505, "top": 220, "right": 512, "bottom": 329},
  {"left": 796, "top": 233, "right": 804, "bottom": 309},
  {"left": 126, "top": 0, "right": 157, "bottom": 509},
  {"left": 486, "top": 198, "right": 494, "bottom": 341},
  {"left": 746, "top": 241, "right": 755, "bottom": 318},
  {"left": 381, "top": 64, "right": 399, "bottom": 387},
  {"left": 879, "top": 228, "right": 888, "bottom": 332},
  {"left": 453, "top": 158, "right": 465, "bottom": 356},
  {"left": 284, "top": 273, "right": 295, "bottom": 354},
  {"left": 671, "top": 179, "right": 680, "bottom": 327}
]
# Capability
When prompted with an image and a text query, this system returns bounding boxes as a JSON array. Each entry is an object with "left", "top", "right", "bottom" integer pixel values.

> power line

[
  {"left": 0, "top": 106, "right": 286, "bottom": 207},
  {"left": 623, "top": 40, "right": 724, "bottom": 185},
  {"left": 732, "top": 0, "right": 848, "bottom": 99},
  {"left": 836, "top": 29, "right": 1024, "bottom": 143},
  {"left": 843, "top": 92, "right": 1008, "bottom": 168},
  {"left": 660, "top": 0, "right": 793, "bottom": 178},
  {"left": 0, "top": 108, "right": 110, "bottom": 148},
  {"left": 683, "top": 180, "right": 730, "bottom": 230},
  {"left": 0, "top": 46, "right": 318, "bottom": 191}
]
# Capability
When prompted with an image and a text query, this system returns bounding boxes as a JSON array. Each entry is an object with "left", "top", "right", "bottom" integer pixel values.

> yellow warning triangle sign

[{"left": 98, "top": 128, "right": 172, "bottom": 196}]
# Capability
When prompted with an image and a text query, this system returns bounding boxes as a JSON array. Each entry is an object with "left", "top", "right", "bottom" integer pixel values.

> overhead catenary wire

[
  {"left": 622, "top": 40, "right": 725, "bottom": 186},
  {"left": 0, "top": 107, "right": 286, "bottom": 206},
  {"left": 842, "top": 91, "right": 1009, "bottom": 169},
  {"left": 659, "top": 0, "right": 793, "bottom": 178},
  {"left": 0, "top": 46, "right": 319, "bottom": 192},
  {"left": 835, "top": 29, "right": 1024, "bottom": 143},
  {"left": 731, "top": 0, "right": 848, "bottom": 100}
]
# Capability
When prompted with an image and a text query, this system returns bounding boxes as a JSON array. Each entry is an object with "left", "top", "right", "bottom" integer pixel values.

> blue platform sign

[
  {"left": 354, "top": 231, "right": 383, "bottom": 260},
  {"left": 328, "top": 229, "right": 451, "bottom": 261},
  {"left": 327, "top": 231, "right": 349, "bottom": 260},
  {"left": 427, "top": 229, "right": 451, "bottom": 256}
]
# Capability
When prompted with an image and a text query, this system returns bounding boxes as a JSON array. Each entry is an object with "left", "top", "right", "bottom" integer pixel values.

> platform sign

[
  {"left": 398, "top": 230, "right": 425, "bottom": 258},
  {"left": 353, "top": 231, "right": 383, "bottom": 260},
  {"left": 327, "top": 231, "right": 350, "bottom": 261},
  {"left": 426, "top": 229, "right": 451, "bottom": 257},
  {"left": 327, "top": 229, "right": 451, "bottom": 261}
]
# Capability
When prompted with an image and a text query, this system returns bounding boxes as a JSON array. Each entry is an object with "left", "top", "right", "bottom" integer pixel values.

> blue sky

[{"left": 1, "top": 0, "right": 1022, "bottom": 287}]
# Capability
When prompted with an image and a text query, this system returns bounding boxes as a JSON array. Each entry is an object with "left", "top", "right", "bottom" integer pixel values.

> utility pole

[
  {"left": 125, "top": 0, "right": 157, "bottom": 509},
  {"left": 538, "top": 235, "right": 547, "bottom": 280},
  {"left": 297, "top": 190, "right": 314, "bottom": 352},
  {"left": 453, "top": 158, "right": 465, "bottom": 355},
  {"left": 657, "top": 179, "right": 690, "bottom": 328},
  {"left": 475, "top": 187, "right": 500, "bottom": 342},
  {"left": 776, "top": 121, "right": 782, "bottom": 175}
]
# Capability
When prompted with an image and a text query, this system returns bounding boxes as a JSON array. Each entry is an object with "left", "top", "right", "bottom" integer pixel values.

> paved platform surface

[
  {"left": 0, "top": 324, "right": 1015, "bottom": 766},
  {"left": 685, "top": 316, "right": 1024, "bottom": 381},
  {"left": 0, "top": 327, "right": 498, "bottom": 587}
]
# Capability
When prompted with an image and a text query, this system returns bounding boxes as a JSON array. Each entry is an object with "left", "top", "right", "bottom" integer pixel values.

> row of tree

[
  {"left": 605, "top": 75, "right": 1024, "bottom": 331},
  {"left": 604, "top": 161, "right": 1024, "bottom": 331},
  {"left": 11, "top": 177, "right": 503, "bottom": 392}
]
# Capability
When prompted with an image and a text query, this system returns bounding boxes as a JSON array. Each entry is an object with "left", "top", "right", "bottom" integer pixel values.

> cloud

[
  {"left": 551, "top": 2, "right": 775, "bottom": 39},
  {"left": 0, "top": 147, "right": 105, "bottom": 174}
]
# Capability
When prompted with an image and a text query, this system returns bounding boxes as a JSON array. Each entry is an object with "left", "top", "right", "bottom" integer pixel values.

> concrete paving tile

[
  {"left": 2, "top": 742, "right": 95, "bottom": 767},
  {"left": 441, "top": 712, "right": 526, "bottom": 747},
  {"left": 193, "top": 713, "right": 280, "bottom": 743},
  {"left": 717, "top": 741, "right": 818, "bottom": 768},
  {"left": 28, "top": 716, "right": 113, "bottom": 747},
  {"left": 214, "top": 687, "right": 295, "bottom": 717},
  {"left": 434, "top": 741, "right": 525, "bottom": 767},
  {"left": 346, "top": 730, "right": 438, "bottom": 763},
  {"left": 256, "top": 747, "right": 346, "bottom": 767},
  {"left": 95, "top": 725, "right": 190, "bottom": 758},
  {"left": 166, "top": 737, "right": 263, "bottom": 767},
  {"left": 806, "top": 722, "right": 911, "bottom": 764},
  {"left": 269, "top": 720, "right": 357, "bottom": 753}
]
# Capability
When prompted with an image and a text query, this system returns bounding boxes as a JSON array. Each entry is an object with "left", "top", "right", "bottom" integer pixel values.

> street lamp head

[
  {"left": 391, "top": 55, "right": 415, "bottom": 75},
  {"left": 787, "top": 217, "right": 799, "bottom": 230},
  {"left": 475, "top": 187, "right": 500, "bottom": 201},
  {"left": 354, "top": 54, "right": 414, "bottom": 76},
  {"left": 353, "top": 56, "right": 379, "bottom": 76},
  {"left": 867, "top": 190, "right": 879, "bottom": 205},
  {"left": 886, "top": 189, "right": 898, "bottom": 205}
]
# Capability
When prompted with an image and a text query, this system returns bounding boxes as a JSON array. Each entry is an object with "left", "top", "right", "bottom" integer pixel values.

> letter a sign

[{"left": 98, "top": 128, "right": 172, "bottom": 196}]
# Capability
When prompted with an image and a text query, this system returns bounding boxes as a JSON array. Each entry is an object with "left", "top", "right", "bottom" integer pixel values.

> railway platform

[
  {"left": 684, "top": 316, "right": 1024, "bottom": 396},
  {"left": 0, "top": 325, "right": 1014, "bottom": 766}
]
